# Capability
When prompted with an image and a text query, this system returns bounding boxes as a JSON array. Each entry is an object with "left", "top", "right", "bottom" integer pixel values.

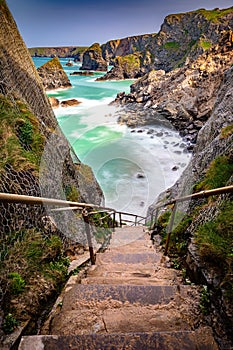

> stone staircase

[{"left": 19, "top": 226, "right": 218, "bottom": 349}]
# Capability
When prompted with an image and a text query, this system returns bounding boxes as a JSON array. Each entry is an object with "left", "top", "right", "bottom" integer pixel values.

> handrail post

[
  {"left": 164, "top": 202, "right": 177, "bottom": 256},
  {"left": 82, "top": 209, "right": 95, "bottom": 265},
  {"left": 151, "top": 208, "right": 159, "bottom": 230},
  {"left": 112, "top": 212, "right": 116, "bottom": 232},
  {"left": 135, "top": 215, "right": 137, "bottom": 226},
  {"left": 119, "top": 213, "right": 122, "bottom": 227}
]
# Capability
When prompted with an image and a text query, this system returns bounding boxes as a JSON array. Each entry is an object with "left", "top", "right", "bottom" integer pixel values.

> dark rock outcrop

[
  {"left": 37, "top": 57, "right": 72, "bottom": 90},
  {"left": 81, "top": 43, "right": 108, "bottom": 71}
]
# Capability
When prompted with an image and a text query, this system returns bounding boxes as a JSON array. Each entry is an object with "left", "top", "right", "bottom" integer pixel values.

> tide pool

[{"left": 33, "top": 57, "right": 191, "bottom": 216}]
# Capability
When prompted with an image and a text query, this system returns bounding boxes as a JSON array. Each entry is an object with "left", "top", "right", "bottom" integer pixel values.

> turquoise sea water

[{"left": 33, "top": 57, "right": 191, "bottom": 216}]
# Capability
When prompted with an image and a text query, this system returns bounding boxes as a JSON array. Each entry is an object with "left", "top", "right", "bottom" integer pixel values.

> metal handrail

[
  {"left": 148, "top": 185, "right": 233, "bottom": 255},
  {"left": 0, "top": 184, "right": 232, "bottom": 259}
]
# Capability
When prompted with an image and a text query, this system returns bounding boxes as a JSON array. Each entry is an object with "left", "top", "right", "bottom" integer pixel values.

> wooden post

[
  {"left": 164, "top": 203, "right": 177, "bottom": 256},
  {"left": 135, "top": 215, "right": 138, "bottom": 226},
  {"left": 82, "top": 209, "right": 95, "bottom": 265}
]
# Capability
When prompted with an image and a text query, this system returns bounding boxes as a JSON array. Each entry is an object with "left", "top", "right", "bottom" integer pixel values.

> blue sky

[{"left": 6, "top": 0, "right": 233, "bottom": 47}]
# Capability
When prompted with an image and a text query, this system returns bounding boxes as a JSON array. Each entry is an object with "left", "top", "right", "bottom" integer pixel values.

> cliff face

[
  {"left": 116, "top": 30, "right": 233, "bottom": 146},
  {"left": 101, "top": 34, "right": 156, "bottom": 63},
  {"left": 0, "top": 0, "right": 103, "bottom": 338},
  {"left": 37, "top": 57, "right": 72, "bottom": 90},
  {"left": 29, "top": 46, "right": 87, "bottom": 61},
  {"left": 101, "top": 7, "right": 233, "bottom": 80}
]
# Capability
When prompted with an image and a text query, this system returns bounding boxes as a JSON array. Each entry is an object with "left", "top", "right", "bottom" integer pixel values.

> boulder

[
  {"left": 48, "top": 97, "right": 60, "bottom": 108},
  {"left": 60, "top": 99, "right": 81, "bottom": 107}
]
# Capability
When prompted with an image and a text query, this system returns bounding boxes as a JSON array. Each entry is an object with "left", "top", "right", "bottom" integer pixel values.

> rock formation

[
  {"left": 37, "top": 57, "right": 72, "bottom": 90},
  {"left": 81, "top": 43, "right": 108, "bottom": 71}
]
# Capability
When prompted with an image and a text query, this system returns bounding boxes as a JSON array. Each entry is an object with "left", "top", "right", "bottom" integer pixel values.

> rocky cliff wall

[
  {"left": 116, "top": 30, "right": 233, "bottom": 146},
  {"left": 147, "top": 65, "right": 233, "bottom": 350},
  {"left": 0, "top": 2, "right": 103, "bottom": 340}
]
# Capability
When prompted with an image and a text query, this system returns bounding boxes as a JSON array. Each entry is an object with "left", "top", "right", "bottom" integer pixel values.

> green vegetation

[
  {"left": 65, "top": 184, "right": 79, "bottom": 202},
  {"left": 2, "top": 228, "right": 70, "bottom": 332},
  {"left": 0, "top": 94, "right": 45, "bottom": 174},
  {"left": 163, "top": 41, "right": 180, "bottom": 50},
  {"left": 88, "top": 42, "right": 102, "bottom": 54},
  {"left": 200, "top": 285, "right": 211, "bottom": 315},
  {"left": 200, "top": 40, "right": 212, "bottom": 50},
  {"left": 39, "top": 57, "right": 62, "bottom": 70},
  {"left": 198, "top": 7, "right": 233, "bottom": 22},
  {"left": 117, "top": 53, "right": 141, "bottom": 73},
  {"left": 220, "top": 124, "right": 233, "bottom": 139},
  {"left": 195, "top": 200, "right": 233, "bottom": 264},
  {"left": 194, "top": 155, "right": 233, "bottom": 191},
  {"left": 2, "top": 313, "right": 18, "bottom": 334},
  {"left": 9, "top": 272, "right": 25, "bottom": 295}
]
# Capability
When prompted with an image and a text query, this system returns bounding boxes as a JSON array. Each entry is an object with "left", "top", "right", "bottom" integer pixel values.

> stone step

[
  {"left": 61, "top": 284, "right": 180, "bottom": 309},
  {"left": 81, "top": 275, "right": 176, "bottom": 285},
  {"left": 19, "top": 329, "right": 218, "bottom": 350},
  {"left": 96, "top": 251, "right": 161, "bottom": 264}
]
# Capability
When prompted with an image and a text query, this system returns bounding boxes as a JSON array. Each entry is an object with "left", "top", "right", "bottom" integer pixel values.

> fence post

[
  {"left": 164, "top": 203, "right": 177, "bottom": 256},
  {"left": 82, "top": 209, "right": 95, "bottom": 265}
]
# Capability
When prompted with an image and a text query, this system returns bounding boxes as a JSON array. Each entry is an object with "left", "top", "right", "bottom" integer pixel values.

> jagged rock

[
  {"left": 61, "top": 99, "right": 81, "bottom": 107},
  {"left": 81, "top": 43, "right": 107, "bottom": 71},
  {"left": 37, "top": 57, "right": 72, "bottom": 90},
  {"left": 48, "top": 96, "right": 60, "bottom": 108}
]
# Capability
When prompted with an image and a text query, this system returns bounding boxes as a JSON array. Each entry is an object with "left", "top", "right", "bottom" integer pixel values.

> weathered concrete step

[
  {"left": 61, "top": 284, "right": 180, "bottom": 309},
  {"left": 81, "top": 276, "right": 176, "bottom": 285},
  {"left": 19, "top": 329, "right": 218, "bottom": 350}
]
